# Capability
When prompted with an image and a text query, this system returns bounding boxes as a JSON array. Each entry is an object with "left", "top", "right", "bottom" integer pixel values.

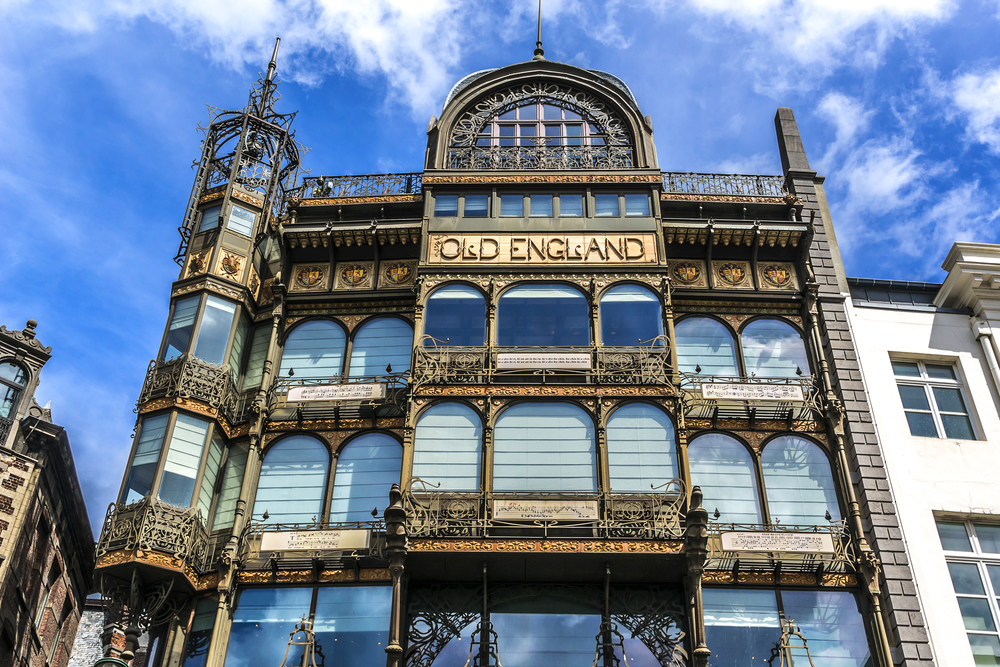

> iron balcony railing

[
  {"left": 96, "top": 496, "right": 211, "bottom": 574},
  {"left": 291, "top": 172, "right": 423, "bottom": 200},
  {"left": 662, "top": 172, "right": 787, "bottom": 197},
  {"left": 137, "top": 355, "right": 254, "bottom": 425},
  {"left": 403, "top": 478, "right": 685, "bottom": 540},
  {"left": 0, "top": 415, "right": 13, "bottom": 445},
  {"left": 678, "top": 373, "right": 821, "bottom": 421},
  {"left": 240, "top": 519, "right": 387, "bottom": 570},
  {"left": 706, "top": 521, "right": 855, "bottom": 575},
  {"left": 265, "top": 373, "right": 409, "bottom": 421},
  {"left": 447, "top": 145, "right": 635, "bottom": 170},
  {"left": 412, "top": 336, "right": 672, "bottom": 388}
]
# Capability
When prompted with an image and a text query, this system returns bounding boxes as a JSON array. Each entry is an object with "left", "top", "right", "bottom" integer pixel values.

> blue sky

[{"left": 1, "top": 0, "right": 999, "bottom": 533}]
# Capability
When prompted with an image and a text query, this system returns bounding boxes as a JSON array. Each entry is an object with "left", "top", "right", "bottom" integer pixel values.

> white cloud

[
  {"left": 950, "top": 67, "right": 1000, "bottom": 154},
  {"left": 715, "top": 151, "right": 781, "bottom": 174},
  {"left": 836, "top": 136, "right": 934, "bottom": 216},
  {"left": 815, "top": 92, "right": 873, "bottom": 168}
]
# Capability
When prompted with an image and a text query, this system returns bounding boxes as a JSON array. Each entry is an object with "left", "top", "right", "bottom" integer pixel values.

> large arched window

[
  {"left": 741, "top": 319, "right": 810, "bottom": 378},
  {"left": 424, "top": 285, "right": 487, "bottom": 346},
  {"left": 497, "top": 285, "right": 589, "bottom": 347},
  {"left": 675, "top": 318, "right": 738, "bottom": 376},
  {"left": 330, "top": 433, "right": 402, "bottom": 523},
  {"left": 253, "top": 436, "right": 329, "bottom": 524},
  {"left": 0, "top": 361, "right": 28, "bottom": 420},
  {"left": 761, "top": 436, "right": 840, "bottom": 525},
  {"left": 347, "top": 317, "right": 414, "bottom": 378},
  {"left": 493, "top": 403, "right": 596, "bottom": 492},
  {"left": 688, "top": 433, "right": 761, "bottom": 524},
  {"left": 279, "top": 320, "right": 346, "bottom": 379},
  {"left": 413, "top": 403, "right": 483, "bottom": 491},
  {"left": 475, "top": 101, "right": 608, "bottom": 148},
  {"left": 606, "top": 404, "right": 677, "bottom": 492},
  {"left": 600, "top": 285, "right": 663, "bottom": 346}
]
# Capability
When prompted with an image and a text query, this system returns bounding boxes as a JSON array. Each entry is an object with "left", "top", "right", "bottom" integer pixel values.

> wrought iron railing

[
  {"left": 403, "top": 478, "right": 685, "bottom": 540},
  {"left": 662, "top": 172, "right": 786, "bottom": 197},
  {"left": 448, "top": 145, "right": 634, "bottom": 170},
  {"left": 412, "top": 336, "right": 672, "bottom": 388},
  {"left": 265, "top": 373, "right": 409, "bottom": 420},
  {"left": 96, "top": 496, "right": 211, "bottom": 574},
  {"left": 0, "top": 415, "right": 13, "bottom": 445},
  {"left": 706, "top": 521, "right": 855, "bottom": 574},
  {"left": 240, "top": 519, "right": 387, "bottom": 567},
  {"left": 292, "top": 172, "right": 423, "bottom": 200},
  {"left": 678, "top": 373, "right": 820, "bottom": 421},
  {"left": 137, "top": 355, "right": 254, "bottom": 425}
]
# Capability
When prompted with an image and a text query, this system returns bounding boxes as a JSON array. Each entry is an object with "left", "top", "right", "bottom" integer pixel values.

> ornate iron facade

[
  {"left": 292, "top": 172, "right": 423, "bottom": 200},
  {"left": 96, "top": 496, "right": 211, "bottom": 574},
  {"left": 137, "top": 355, "right": 253, "bottom": 424},
  {"left": 661, "top": 172, "right": 786, "bottom": 197}
]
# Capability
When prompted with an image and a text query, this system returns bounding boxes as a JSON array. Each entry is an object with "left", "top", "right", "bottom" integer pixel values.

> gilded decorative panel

[
  {"left": 185, "top": 250, "right": 211, "bottom": 280},
  {"left": 668, "top": 260, "right": 708, "bottom": 288},
  {"left": 247, "top": 264, "right": 262, "bottom": 301},
  {"left": 289, "top": 263, "right": 330, "bottom": 293},
  {"left": 378, "top": 260, "right": 418, "bottom": 289},
  {"left": 214, "top": 250, "right": 247, "bottom": 282},
  {"left": 259, "top": 278, "right": 275, "bottom": 306},
  {"left": 406, "top": 539, "right": 682, "bottom": 554},
  {"left": 427, "top": 233, "right": 657, "bottom": 266},
  {"left": 711, "top": 261, "right": 753, "bottom": 290},
  {"left": 757, "top": 262, "right": 799, "bottom": 291},
  {"left": 334, "top": 261, "right": 375, "bottom": 290}
]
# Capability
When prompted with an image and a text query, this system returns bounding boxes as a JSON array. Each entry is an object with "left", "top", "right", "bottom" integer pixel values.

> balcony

[
  {"left": 661, "top": 172, "right": 786, "bottom": 197},
  {"left": 447, "top": 145, "right": 635, "bottom": 170},
  {"left": 679, "top": 373, "right": 820, "bottom": 422},
  {"left": 239, "top": 519, "right": 386, "bottom": 572},
  {"left": 289, "top": 172, "right": 423, "bottom": 201},
  {"left": 137, "top": 355, "right": 254, "bottom": 425},
  {"left": 706, "top": 521, "right": 855, "bottom": 578},
  {"left": 265, "top": 374, "right": 408, "bottom": 422},
  {"left": 412, "top": 337, "right": 673, "bottom": 388}
]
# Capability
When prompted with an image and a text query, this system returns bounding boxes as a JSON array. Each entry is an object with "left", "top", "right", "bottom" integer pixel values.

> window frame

[
  {"left": 495, "top": 283, "right": 592, "bottom": 348},
  {"left": 0, "top": 360, "right": 29, "bottom": 421},
  {"left": 674, "top": 314, "right": 813, "bottom": 380},
  {"left": 938, "top": 518, "right": 1000, "bottom": 656},
  {"left": 423, "top": 283, "right": 489, "bottom": 347},
  {"left": 893, "top": 359, "right": 976, "bottom": 440},
  {"left": 475, "top": 100, "right": 608, "bottom": 148},
  {"left": 157, "top": 293, "right": 245, "bottom": 369},
  {"left": 197, "top": 203, "right": 223, "bottom": 233}
]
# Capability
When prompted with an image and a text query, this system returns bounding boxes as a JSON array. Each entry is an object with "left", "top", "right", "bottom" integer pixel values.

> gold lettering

[
  {"left": 606, "top": 236, "right": 625, "bottom": 261},
  {"left": 547, "top": 238, "right": 565, "bottom": 259},
  {"left": 625, "top": 237, "right": 645, "bottom": 260},
  {"left": 481, "top": 237, "right": 500, "bottom": 260},
  {"left": 511, "top": 237, "right": 528, "bottom": 261},
  {"left": 528, "top": 238, "right": 546, "bottom": 261},
  {"left": 440, "top": 238, "right": 461, "bottom": 260},
  {"left": 586, "top": 237, "right": 606, "bottom": 261},
  {"left": 569, "top": 239, "right": 584, "bottom": 260},
  {"left": 462, "top": 241, "right": 478, "bottom": 260}
]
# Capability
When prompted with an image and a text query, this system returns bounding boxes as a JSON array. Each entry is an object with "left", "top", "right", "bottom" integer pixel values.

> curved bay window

[
  {"left": 675, "top": 317, "right": 739, "bottom": 376},
  {"left": 329, "top": 433, "right": 403, "bottom": 522},
  {"left": 676, "top": 316, "right": 812, "bottom": 378},
  {"left": 741, "top": 318, "right": 810, "bottom": 378},
  {"left": 497, "top": 284, "right": 589, "bottom": 347},
  {"left": 606, "top": 403, "right": 677, "bottom": 492},
  {"left": 278, "top": 316, "right": 412, "bottom": 381},
  {"left": 278, "top": 320, "right": 347, "bottom": 379},
  {"left": 493, "top": 403, "right": 596, "bottom": 492},
  {"left": 346, "top": 317, "right": 413, "bottom": 378},
  {"left": 160, "top": 294, "right": 244, "bottom": 366},
  {"left": 599, "top": 284, "right": 663, "bottom": 346},
  {"left": 0, "top": 361, "right": 27, "bottom": 422},
  {"left": 424, "top": 285, "right": 486, "bottom": 346},
  {"left": 412, "top": 403, "right": 482, "bottom": 491}
]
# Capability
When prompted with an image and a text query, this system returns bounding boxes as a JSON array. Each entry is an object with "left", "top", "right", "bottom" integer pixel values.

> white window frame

[
  {"left": 893, "top": 359, "right": 976, "bottom": 439},
  {"left": 939, "top": 519, "right": 1000, "bottom": 654}
]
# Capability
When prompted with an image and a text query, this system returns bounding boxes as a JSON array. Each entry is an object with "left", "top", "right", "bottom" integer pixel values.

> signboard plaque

[
  {"left": 720, "top": 531, "right": 835, "bottom": 554},
  {"left": 496, "top": 353, "right": 591, "bottom": 370},
  {"left": 287, "top": 383, "right": 386, "bottom": 402},
  {"left": 702, "top": 383, "right": 804, "bottom": 401},
  {"left": 493, "top": 499, "right": 600, "bottom": 521},
  {"left": 260, "top": 529, "right": 372, "bottom": 553}
]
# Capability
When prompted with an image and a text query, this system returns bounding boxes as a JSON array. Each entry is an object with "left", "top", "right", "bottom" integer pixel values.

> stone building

[
  {"left": 0, "top": 320, "right": 95, "bottom": 667},
  {"left": 93, "top": 39, "right": 934, "bottom": 666}
]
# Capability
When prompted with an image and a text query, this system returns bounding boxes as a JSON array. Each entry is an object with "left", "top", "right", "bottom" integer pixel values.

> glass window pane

[
  {"left": 494, "top": 613, "right": 599, "bottom": 667},
  {"left": 227, "top": 316, "right": 250, "bottom": 377},
  {"left": 958, "top": 598, "right": 997, "bottom": 631},
  {"left": 0, "top": 384, "right": 21, "bottom": 420},
  {"left": 196, "top": 434, "right": 225, "bottom": 519},
  {"left": 212, "top": 444, "right": 248, "bottom": 530},
  {"left": 600, "top": 284, "right": 663, "bottom": 346},
  {"left": 565, "top": 124, "right": 582, "bottom": 145},
  {"left": 193, "top": 297, "right": 237, "bottom": 365},
  {"left": 464, "top": 195, "right": 488, "bottom": 217},
  {"left": 499, "top": 125, "right": 515, "bottom": 146},
  {"left": 279, "top": 320, "right": 346, "bottom": 379},
  {"left": 314, "top": 587, "right": 392, "bottom": 665},
  {"left": 905, "top": 411, "right": 938, "bottom": 437},
  {"left": 198, "top": 204, "right": 221, "bottom": 233},
  {"left": 545, "top": 125, "right": 560, "bottom": 145},
  {"left": 241, "top": 324, "right": 270, "bottom": 390},
  {"left": 781, "top": 591, "right": 871, "bottom": 667},
  {"left": 121, "top": 414, "right": 169, "bottom": 504},
  {"left": 926, "top": 364, "right": 957, "bottom": 380},
  {"left": 0, "top": 363, "right": 26, "bottom": 385},
  {"left": 413, "top": 403, "right": 482, "bottom": 491},
  {"left": 741, "top": 319, "right": 810, "bottom": 378},
  {"left": 253, "top": 436, "right": 329, "bottom": 524},
  {"left": 949, "top": 562, "right": 988, "bottom": 595},
  {"left": 183, "top": 597, "right": 217, "bottom": 667},
  {"left": 497, "top": 285, "right": 589, "bottom": 346},
  {"left": 519, "top": 104, "right": 537, "bottom": 120},
  {"left": 942, "top": 414, "right": 975, "bottom": 440},
  {"left": 347, "top": 317, "right": 413, "bottom": 378},
  {"left": 702, "top": 589, "right": 780, "bottom": 667},
  {"left": 595, "top": 194, "right": 619, "bottom": 217},
  {"left": 476, "top": 135, "right": 491, "bottom": 147},
  {"left": 968, "top": 635, "right": 1000, "bottom": 666},
  {"left": 607, "top": 404, "right": 677, "bottom": 491},
  {"left": 159, "top": 414, "right": 210, "bottom": 507},
  {"left": 424, "top": 285, "right": 486, "bottom": 346},
  {"left": 543, "top": 104, "right": 562, "bottom": 120},
  {"left": 978, "top": 525, "right": 1000, "bottom": 554},
  {"left": 689, "top": 433, "right": 762, "bottom": 524},
  {"left": 987, "top": 564, "right": 1000, "bottom": 592},
  {"left": 226, "top": 205, "right": 255, "bottom": 236},
  {"left": 163, "top": 295, "right": 200, "bottom": 360},
  {"left": 530, "top": 194, "right": 553, "bottom": 217},
  {"left": 519, "top": 125, "right": 536, "bottom": 147},
  {"left": 435, "top": 195, "right": 458, "bottom": 217},
  {"left": 891, "top": 361, "right": 921, "bottom": 377},
  {"left": 675, "top": 318, "right": 738, "bottom": 376},
  {"left": 560, "top": 194, "right": 583, "bottom": 217},
  {"left": 499, "top": 109, "right": 515, "bottom": 120},
  {"left": 934, "top": 386, "right": 968, "bottom": 413},
  {"left": 330, "top": 433, "right": 402, "bottom": 522},
  {"left": 761, "top": 436, "right": 841, "bottom": 525},
  {"left": 897, "top": 385, "right": 931, "bottom": 410},
  {"left": 500, "top": 195, "right": 524, "bottom": 217},
  {"left": 565, "top": 109, "right": 581, "bottom": 120},
  {"left": 224, "top": 588, "right": 313, "bottom": 667},
  {"left": 937, "top": 521, "right": 973, "bottom": 551},
  {"left": 494, "top": 403, "right": 596, "bottom": 492},
  {"left": 624, "top": 194, "right": 649, "bottom": 217}
]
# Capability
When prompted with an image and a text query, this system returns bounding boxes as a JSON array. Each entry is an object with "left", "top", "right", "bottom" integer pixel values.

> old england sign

[{"left": 428, "top": 233, "right": 658, "bottom": 265}]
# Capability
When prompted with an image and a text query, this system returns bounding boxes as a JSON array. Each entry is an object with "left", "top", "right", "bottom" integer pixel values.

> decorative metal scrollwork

[
  {"left": 293, "top": 172, "right": 423, "bottom": 200},
  {"left": 136, "top": 355, "right": 252, "bottom": 424},
  {"left": 662, "top": 172, "right": 786, "bottom": 197},
  {"left": 96, "top": 496, "right": 212, "bottom": 573}
]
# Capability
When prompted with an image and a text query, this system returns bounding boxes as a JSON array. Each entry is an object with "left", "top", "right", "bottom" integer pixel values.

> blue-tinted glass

[
  {"left": 543, "top": 104, "right": 562, "bottom": 120},
  {"left": 159, "top": 414, "right": 210, "bottom": 507},
  {"left": 689, "top": 433, "right": 761, "bottom": 524},
  {"left": 494, "top": 613, "right": 599, "bottom": 667},
  {"left": 703, "top": 589, "right": 780, "bottom": 667},
  {"left": 949, "top": 562, "right": 987, "bottom": 595},
  {"left": 330, "top": 433, "right": 402, "bottom": 522},
  {"left": 968, "top": 636, "right": 1000, "bottom": 666},
  {"left": 464, "top": 195, "right": 489, "bottom": 217},
  {"left": 224, "top": 588, "right": 313, "bottom": 667},
  {"left": 565, "top": 125, "right": 583, "bottom": 146},
  {"left": 500, "top": 195, "right": 524, "bottom": 217},
  {"left": 741, "top": 319, "right": 810, "bottom": 378},
  {"left": 212, "top": 444, "right": 248, "bottom": 530},
  {"left": 675, "top": 317, "right": 738, "bottom": 376},
  {"left": 530, "top": 195, "right": 553, "bottom": 217},
  {"left": 279, "top": 320, "right": 346, "bottom": 379},
  {"left": 198, "top": 204, "right": 221, "bottom": 232},
  {"left": 624, "top": 194, "right": 649, "bottom": 216},
  {"left": 0, "top": 384, "right": 21, "bottom": 420},
  {"left": 519, "top": 104, "right": 537, "bottom": 120},
  {"left": 183, "top": 597, "right": 217, "bottom": 667},
  {"left": 761, "top": 436, "right": 840, "bottom": 525},
  {"left": 905, "top": 411, "right": 937, "bottom": 437},
  {"left": 499, "top": 125, "right": 516, "bottom": 146},
  {"left": 424, "top": 285, "right": 487, "bottom": 346},
  {"left": 121, "top": 414, "right": 169, "bottom": 504},
  {"left": 926, "top": 364, "right": 957, "bottom": 379},
  {"left": 781, "top": 591, "right": 871, "bottom": 667},
  {"left": 494, "top": 403, "right": 596, "bottom": 492},
  {"left": 891, "top": 361, "right": 920, "bottom": 377},
  {"left": 435, "top": 195, "right": 458, "bottom": 216},
  {"left": 937, "top": 521, "right": 973, "bottom": 551},
  {"left": 977, "top": 524, "right": 1000, "bottom": 553},
  {"left": 413, "top": 403, "right": 482, "bottom": 491},
  {"left": 314, "top": 587, "right": 392, "bottom": 664},
  {"left": 595, "top": 194, "right": 619, "bottom": 217},
  {"left": 226, "top": 205, "right": 255, "bottom": 236},
  {"left": 163, "top": 295, "right": 200, "bottom": 360},
  {"left": 499, "top": 109, "right": 516, "bottom": 120},
  {"left": 253, "top": 436, "right": 329, "bottom": 524},
  {"left": 934, "top": 386, "right": 968, "bottom": 413},
  {"left": 607, "top": 404, "right": 677, "bottom": 492},
  {"left": 942, "top": 413, "right": 975, "bottom": 440},
  {"left": 347, "top": 317, "right": 413, "bottom": 378},
  {"left": 497, "top": 285, "right": 589, "bottom": 346},
  {"left": 519, "top": 125, "right": 536, "bottom": 146},
  {"left": 898, "top": 385, "right": 931, "bottom": 410},
  {"left": 600, "top": 284, "right": 663, "bottom": 346},
  {"left": 560, "top": 194, "right": 583, "bottom": 217},
  {"left": 193, "top": 296, "right": 237, "bottom": 365},
  {"left": 0, "top": 362, "right": 26, "bottom": 385}
]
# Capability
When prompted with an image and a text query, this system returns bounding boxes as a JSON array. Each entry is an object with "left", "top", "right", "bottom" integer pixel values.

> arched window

[
  {"left": 497, "top": 285, "right": 589, "bottom": 347},
  {"left": 253, "top": 436, "right": 329, "bottom": 524},
  {"left": 424, "top": 285, "right": 487, "bottom": 346},
  {"left": 688, "top": 433, "right": 761, "bottom": 524},
  {"left": 675, "top": 317, "right": 738, "bottom": 376},
  {"left": 413, "top": 403, "right": 482, "bottom": 491},
  {"left": 347, "top": 318, "right": 414, "bottom": 378},
  {"left": 475, "top": 101, "right": 608, "bottom": 148},
  {"left": 606, "top": 404, "right": 677, "bottom": 492},
  {"left": 279, "top": 320, "right": 346, "bottom": 379},
  {"left": 0, "top": 362, "right": 28, "bottom": 420},
  {"left": 761, "top": 436, "right": 840, "bottom": 525},
  {"left": 330, "top": 433, "right": 402, "bottom": 523},
  {"left": 493, "top": 403, "right": 596, "bottom": 492},
  {"left": 741, "top": 319, "right": 810, "bottom": 378},
  {"left": 600, "top": 285, "right": 663, "bottom": 346}
]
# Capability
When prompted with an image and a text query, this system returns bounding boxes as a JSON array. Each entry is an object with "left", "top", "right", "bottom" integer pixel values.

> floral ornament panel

[
  {"left": 247, "top": 264, "right": 262, "bottom": 301},
  {"left": 711, "top": 260, "right": 753, "bottom": 290},
  {"left": 213, "top": 251, "right": 246, "bottom": 282},
  {"left": 334, "top": 261, "right": 375, "bottom": 290},
  {"left": 758, "top": 262, "right": 798, "bottom": 291},
  {"left": 378, "top": 260, "right": 418, "bottom": 289},
  {"left": 289, "top": 263, "right": 330, "bottom": 293},
  {"left": 668, "top": 260, "right": 708, "bottom": 288},
  {"left": 185, "top": 250, "right": 211, "bottom": 279}
]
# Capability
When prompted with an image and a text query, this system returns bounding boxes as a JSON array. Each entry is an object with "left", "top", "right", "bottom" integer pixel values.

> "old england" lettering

[{"left": 428, "top": 233, "right": 658, "bottom": 264}]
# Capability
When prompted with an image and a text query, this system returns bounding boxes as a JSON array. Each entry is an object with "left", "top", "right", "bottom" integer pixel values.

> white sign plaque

[
  {"left": 496, "top": 353, "right": 591, "bottom": 370},
  {"left": 260, "top": 529, "right": 371, "bottom": 553},
  {"left": 493, "top": 499, "right": 600, "bottom": 521},
  {"left": 287, "top": 383, "right": 386, "bottom": 402},
  {"left": 702, "top": 383, "right": 804, "bottom": 401},
  {"left": 720, "top": 531, "right": 835, "bottom": 554}
]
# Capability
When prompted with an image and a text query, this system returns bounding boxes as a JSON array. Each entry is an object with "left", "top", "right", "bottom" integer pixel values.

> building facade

[
  {"left": 848, "top": 244, "right": 1000, "bottom": 666},
  {"left": 93, "top": 43, "right": 935, "bottom": 667},
  {"left": 1, "top": 320, "right": 95, "bottom": 667}
]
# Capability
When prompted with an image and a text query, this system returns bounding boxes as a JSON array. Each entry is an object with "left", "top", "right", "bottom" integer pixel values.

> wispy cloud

[{"left": 950, "top": 67, "right": 1000, "bottom": 154}]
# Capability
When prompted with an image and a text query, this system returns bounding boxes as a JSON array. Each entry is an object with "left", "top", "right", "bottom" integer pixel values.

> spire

[
  {"left": 532, "top": 0, "right": 545, "bottom": 61},
  {"left": 266, "top": 37, "right": 281, "bottom": 83},
  {"left": 252, "top": 37, "right": 282, "bottom": 118}
]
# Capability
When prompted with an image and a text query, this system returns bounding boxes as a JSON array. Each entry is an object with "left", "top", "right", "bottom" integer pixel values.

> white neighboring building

[{"left": 849, "top": 242, "right": 1000, "bottom": 667}]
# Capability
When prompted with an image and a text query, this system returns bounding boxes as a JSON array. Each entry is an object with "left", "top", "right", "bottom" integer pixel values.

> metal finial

[
  {"left": 533, "top": 0, "right": 545, "bottom": 60},
  {"left": 266, "top": 37, "right": 281, "bottom": 83}
]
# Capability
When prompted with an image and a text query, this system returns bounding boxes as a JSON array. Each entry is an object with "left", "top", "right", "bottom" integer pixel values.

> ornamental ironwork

[
  {"left": 264, "top": 373, "right": 410, "bottom": 422},
  {"left": 705, "top": 521, "right": 856, "bottom": 575},
  {"left": 448, "top": 144, "right": 634, "bottom": 170},
  {"left": 136, "top": 355, "right": 253, "bottom": 425},
  {"left": 662, "top": 172, "right": 786, "bottom": 197},
  {"left": 96, "top": 496, "right": 212, "bottom": 574},
  {"left": 240, "top": 519, "right": 387, "bottom": 569},
  {"left": 293, "top": 172, "right": 423, "bottom": 200},
  {"left": 678, "top": 373, "right": 821, "bottom": 422},
  {"left": 0, "top": 415, "right": 12, "bottom": 445}
]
